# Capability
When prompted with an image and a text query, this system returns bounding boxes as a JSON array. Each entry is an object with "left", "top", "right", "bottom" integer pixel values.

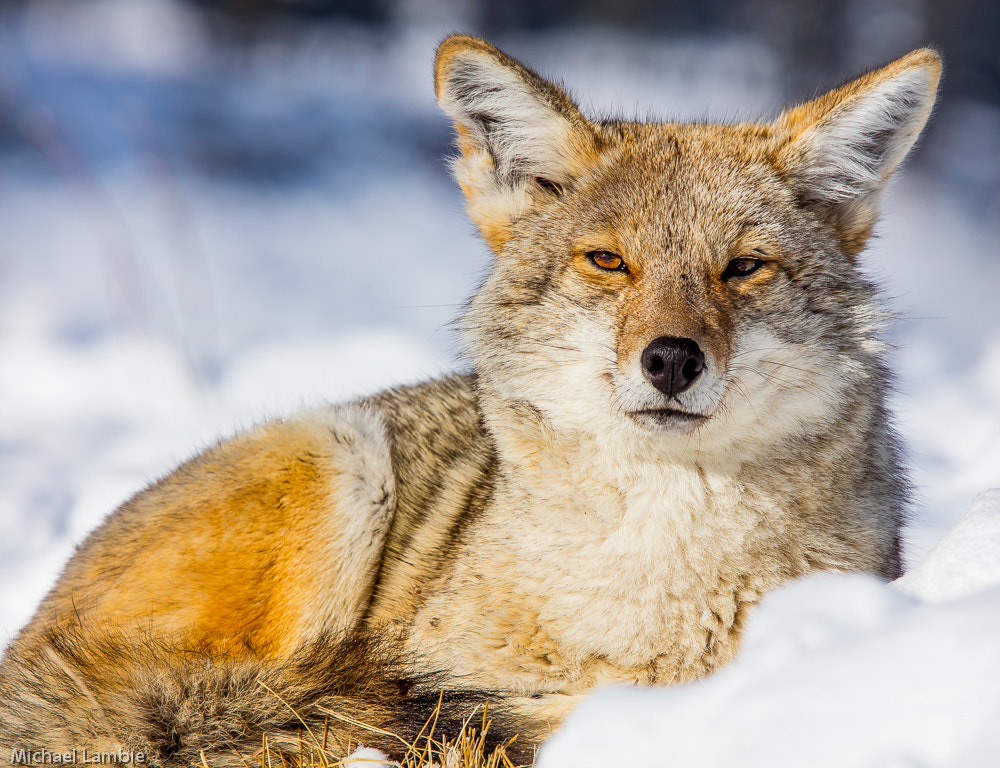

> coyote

[{"left": 0, "top": 36, "right": 940, "bottom": 766}]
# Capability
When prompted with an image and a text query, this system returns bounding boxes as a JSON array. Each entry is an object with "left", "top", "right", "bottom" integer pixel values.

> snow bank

[
  {"left": 537, "top": 490, "right": 1000, "bottom": 768},
  {"left": 895, "top": 489, "right": 1000, "bottom": 603}
]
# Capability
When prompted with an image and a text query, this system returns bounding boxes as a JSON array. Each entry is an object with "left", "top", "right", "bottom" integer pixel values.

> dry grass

[{"left": 217, "top": 687, "right": 529, "bottom": 768}]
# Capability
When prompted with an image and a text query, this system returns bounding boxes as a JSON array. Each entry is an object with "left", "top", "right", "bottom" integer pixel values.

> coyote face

[{"left": 438, "top": 38, "right": 938, "bottom": 456}]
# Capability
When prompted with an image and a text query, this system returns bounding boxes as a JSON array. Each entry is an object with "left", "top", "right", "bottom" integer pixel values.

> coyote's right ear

[{"left": 434, "top": 35, "right": 598, "bottom": 250}]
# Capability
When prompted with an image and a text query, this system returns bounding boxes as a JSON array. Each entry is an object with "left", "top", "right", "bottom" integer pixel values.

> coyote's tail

[{"left": 0, "top": 628, "right": 534, "bottom": 767}]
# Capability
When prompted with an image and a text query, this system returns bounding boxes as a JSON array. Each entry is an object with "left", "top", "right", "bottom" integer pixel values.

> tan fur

[{"left": 0, "top": 38, "right": 940, "bottom": 766}]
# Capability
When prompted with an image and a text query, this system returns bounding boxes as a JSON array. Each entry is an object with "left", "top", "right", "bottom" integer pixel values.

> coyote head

[{"left": 435, "top": 36, "right": 940, "bottom": 456}]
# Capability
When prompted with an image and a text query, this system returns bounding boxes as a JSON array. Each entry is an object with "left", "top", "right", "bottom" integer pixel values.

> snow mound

[
  {"left": 536, "top": 490, "right": 1000, "bottom": 768},
  {"left": 894, "top": 489, "right": 1000, "bottom": 603}
]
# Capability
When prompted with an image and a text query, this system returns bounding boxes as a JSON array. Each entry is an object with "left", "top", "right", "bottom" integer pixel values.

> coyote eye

[
  {"left": 588, "top": 251, "right": 628, "bottom": 272},
  {"left": 722, "top": 256, "right": 764, "bottom": 280}
]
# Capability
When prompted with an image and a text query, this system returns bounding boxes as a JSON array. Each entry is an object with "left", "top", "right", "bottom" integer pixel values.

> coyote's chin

[{"left": 627, "top": 408, "right": 712, "bottom": 432}]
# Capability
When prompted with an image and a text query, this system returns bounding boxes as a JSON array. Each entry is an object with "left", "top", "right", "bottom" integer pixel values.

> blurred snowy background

[{"left": 0, "top": 1, "right": 998, "bottom": 759}]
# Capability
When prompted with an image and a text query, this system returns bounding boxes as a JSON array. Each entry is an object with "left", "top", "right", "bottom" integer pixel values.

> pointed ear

[
  {"left": 774, "top": 49, "right": 941, "bottom": 255},
  {"left": 434, "top": 35, "right": 599, "bottom": 250}
]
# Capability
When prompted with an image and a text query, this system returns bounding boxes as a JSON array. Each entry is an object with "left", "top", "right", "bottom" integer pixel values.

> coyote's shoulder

[{"left": 0, "top": 36, "right": 940, "bottom": 766}]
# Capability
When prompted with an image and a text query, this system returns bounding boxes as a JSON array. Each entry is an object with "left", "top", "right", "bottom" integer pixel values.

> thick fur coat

[{"left": 0, "top": 36, "right": 940, "bottom": 766}]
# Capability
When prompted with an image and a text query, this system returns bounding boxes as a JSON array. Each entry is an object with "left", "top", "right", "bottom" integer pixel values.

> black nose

[{"left": 640, "top": 336, "right": 705, "bottom": 398}]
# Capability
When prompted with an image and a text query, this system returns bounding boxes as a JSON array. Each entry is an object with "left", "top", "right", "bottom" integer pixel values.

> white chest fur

[
  {"left": 504, "top": 449, "right": 763, "bottom": 662},
  {"left": 409, "top": 429, "right": 784, "bottom": 692}
]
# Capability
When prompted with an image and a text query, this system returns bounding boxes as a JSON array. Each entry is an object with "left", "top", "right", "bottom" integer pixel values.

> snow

[
  {"left": 895, "top": 489, "right": 1000, "bottom": 603},
  {"left": 342, "top": 747, "right": 398, "bottom": 767},
  {"left": 537, "top": 492, "right": 1000, "bottom": 768},
  {"left": 0, "top": 2, "right": 999, "bottom": 765}
]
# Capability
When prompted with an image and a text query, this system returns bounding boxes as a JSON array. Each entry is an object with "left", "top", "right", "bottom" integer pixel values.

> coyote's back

[{"left": 0, "top": 36, "right": 940, "bottom": 766}]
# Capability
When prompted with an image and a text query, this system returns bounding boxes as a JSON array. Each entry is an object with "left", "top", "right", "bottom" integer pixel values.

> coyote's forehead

[
  {"left": 579, "top": 123, "right": 797, "bottom": 260},
  {"left": 597, "top": 121, "right": 776, "bottom": 186}
]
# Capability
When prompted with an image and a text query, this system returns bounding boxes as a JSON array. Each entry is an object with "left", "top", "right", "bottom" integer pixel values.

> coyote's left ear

[
  {"left": 435, "top": 35, "right": 599, "bottom": 251},
  {"left": 775, "top": 49, "right": 941, "bottom": 256}
]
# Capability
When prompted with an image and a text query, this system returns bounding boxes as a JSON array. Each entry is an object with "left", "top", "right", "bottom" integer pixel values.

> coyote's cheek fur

[{"left": 0, "top": 36, "right": 940, "bottom": 766}]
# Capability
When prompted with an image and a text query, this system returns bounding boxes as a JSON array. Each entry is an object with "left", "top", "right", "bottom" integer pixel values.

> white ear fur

[
  {"left": 778, "top": 50, "right": 941, "bottom": 246},
  {"left": 438, "top": 52, "right": 583, "bottom": 185},
  {"left": 793, "top": 70, "right": 937, "bottom": 204},
  {"left": 435, "top": 38, "right": 595, "bottom": 246}
]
